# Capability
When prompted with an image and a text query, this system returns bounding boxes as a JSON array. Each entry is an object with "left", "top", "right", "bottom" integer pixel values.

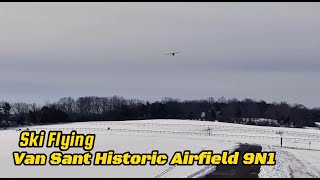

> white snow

[
  {"left": 315, "top": 122, "right": 320, "bottom": 128},
  {"left": 1, "top": 119, "right": 320, "bottom": 178}
]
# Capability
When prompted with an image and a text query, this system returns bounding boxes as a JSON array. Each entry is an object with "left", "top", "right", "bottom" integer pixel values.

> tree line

[{"left": 0, "top": 96, "right": 319, "bottom": 128}]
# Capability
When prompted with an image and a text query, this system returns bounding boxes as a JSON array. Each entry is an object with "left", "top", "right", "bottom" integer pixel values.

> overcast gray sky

[{"left": 0, "top": 2, "right": 320, "bottom": 108}]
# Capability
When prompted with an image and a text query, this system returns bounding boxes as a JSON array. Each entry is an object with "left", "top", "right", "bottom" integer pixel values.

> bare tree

[
  {"left": 77, "top": 97, "right": 93, "bottom": 115},
  {"left": 57, "top": 97, "right": 77, "bottom": 115},
  {"left": 11, "top": 102, "right": 30, "bottom": 115},
  {"left": 101, "top": 97, "right": 111, "bottom": 113}
]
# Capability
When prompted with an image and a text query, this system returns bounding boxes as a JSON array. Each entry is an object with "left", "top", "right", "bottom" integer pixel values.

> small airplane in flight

[{"left": 165, "top": 51, "right": 181, "bottom": 56}]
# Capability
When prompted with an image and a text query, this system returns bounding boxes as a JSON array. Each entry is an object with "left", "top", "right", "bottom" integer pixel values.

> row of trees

[{"left": 0, "top": 96, "right": 319, "bottom": 128}]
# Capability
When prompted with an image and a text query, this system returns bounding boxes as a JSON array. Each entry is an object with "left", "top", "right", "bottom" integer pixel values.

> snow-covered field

[{"left": 1, "top": 119, "right": 320, "bottom": 178}]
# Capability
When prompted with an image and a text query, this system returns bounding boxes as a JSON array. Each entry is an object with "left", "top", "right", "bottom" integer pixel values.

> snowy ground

[{"left": 1, "top": 119, "right": 320, "bottom": 178}]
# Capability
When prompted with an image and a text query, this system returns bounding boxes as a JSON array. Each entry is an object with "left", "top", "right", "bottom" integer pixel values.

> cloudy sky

[{"left": 0, "top": 2, "right": 319, "bottom": 108}]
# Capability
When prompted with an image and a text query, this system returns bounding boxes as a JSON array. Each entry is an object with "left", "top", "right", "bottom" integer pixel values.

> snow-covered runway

[{"left": 1, "top": 119, "right": 320, "bottom": 178}]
